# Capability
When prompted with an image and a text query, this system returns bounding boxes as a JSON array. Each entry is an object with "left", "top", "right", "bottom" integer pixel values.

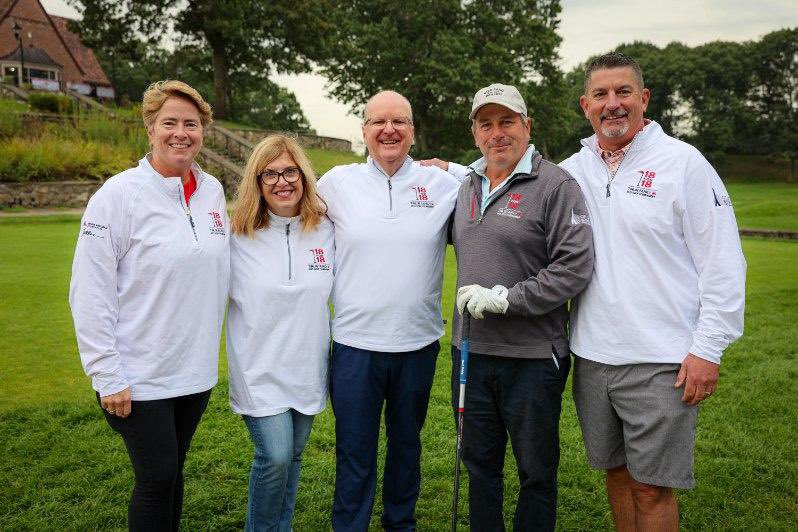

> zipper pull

[{"left": 606, "top": 183, "right": 611, "bottom": 198}]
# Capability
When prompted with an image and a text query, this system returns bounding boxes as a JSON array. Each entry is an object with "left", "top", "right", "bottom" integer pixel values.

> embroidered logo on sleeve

[
  {"left": 410, "top": 186, "right": 435, "bottom": 208},
  {"left": 207, "top": 211, "right": 226, "bottom": 235},
  {"left": 308, "top": 248, "right": 331, "bottom": 271},
  {"left": 571, "top": 209, "right": 590, "bottom": 225},
  {"left": 80, "top": 221, "right": 108, "bottom": 239},
  {"left": 497, "top": 193, "right": 523, "bottom": 219},
  {"left": 712, "top": 188, "right": 733, "bottom": 207},
  {"left": 626, "top": 170, "right": 658, "bottom": 198}
]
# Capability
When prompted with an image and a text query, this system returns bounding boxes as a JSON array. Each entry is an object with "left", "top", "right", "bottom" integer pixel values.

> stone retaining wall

[
  {"left": 229, "top": 128, "right": 352, "bottom": 152},
  {"left": 0, "top": 181, "right": 101, "bottom": 209}
]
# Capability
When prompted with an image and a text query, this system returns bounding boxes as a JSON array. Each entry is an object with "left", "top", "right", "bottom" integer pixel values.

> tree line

[{"left": 68, "top": 1, "right": 795, "bottom": 173}]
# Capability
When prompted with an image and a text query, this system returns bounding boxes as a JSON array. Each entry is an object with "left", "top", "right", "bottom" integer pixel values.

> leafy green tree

[
  {"left": 319, "top": 0, "right": 565, "bottom": 161},
  {"left": 68, "top": 0, "right": 332, "bottom": 119},
  {"left": 749, "top": 28, "right": 797, "bottom": 179}
]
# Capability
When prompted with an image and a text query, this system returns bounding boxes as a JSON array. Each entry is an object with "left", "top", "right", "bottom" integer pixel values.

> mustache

[
  {"left": 488, "top": 140, "right": 512, "bottom": 148},
  {"left": 601, "top": 110, "right": 628, "bottom": 121}
]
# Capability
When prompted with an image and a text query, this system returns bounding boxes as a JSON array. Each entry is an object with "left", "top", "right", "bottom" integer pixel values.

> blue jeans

[
  {"left": 451, "top": 348, "right": 570, "bottom": 532},
  {"left": 243, "top": 410, "right": 315, "bottom": 532},
  {"left": 330, "top": 340, "right": 439, "bottom": 531}
]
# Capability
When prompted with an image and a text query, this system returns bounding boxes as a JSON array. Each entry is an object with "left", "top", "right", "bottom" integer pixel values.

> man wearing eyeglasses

[{"left": 317, "top": 90, "right": 465, "bottom": 531}]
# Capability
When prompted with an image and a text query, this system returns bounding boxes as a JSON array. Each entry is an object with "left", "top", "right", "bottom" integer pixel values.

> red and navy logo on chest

[
  {"left": 410, "top": 186, "right": 435, "bottom": 208},
  {"left": 626, "top": 170, "right": 658, "bottom": 198},
  {"left": 497, "top": 193, "right": 524, "bottom": 219},
  {"left": 308, "top": 248, "right": 331, "bottom": 271},
  {"left": 207, "top": 211, "right": 226, "bottom": 235}
]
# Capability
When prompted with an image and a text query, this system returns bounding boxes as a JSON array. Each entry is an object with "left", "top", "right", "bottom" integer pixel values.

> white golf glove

[{"left": 456, "top": 284, "right": 509, "bottom": 319}]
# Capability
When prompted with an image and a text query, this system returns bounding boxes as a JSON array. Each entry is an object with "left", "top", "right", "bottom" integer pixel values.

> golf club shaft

[{"left": 452, "top": 313, "right": 471, "bottom": 531}]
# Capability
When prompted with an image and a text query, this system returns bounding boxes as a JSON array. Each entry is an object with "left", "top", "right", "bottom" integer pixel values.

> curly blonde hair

[{"left": 231, "top": 135, "right": 327, "bottom": 236}]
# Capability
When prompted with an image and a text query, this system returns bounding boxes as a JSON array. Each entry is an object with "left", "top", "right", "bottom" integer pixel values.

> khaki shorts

[{"left": 572, "top": 356, "right": 698, "bottom": 489}]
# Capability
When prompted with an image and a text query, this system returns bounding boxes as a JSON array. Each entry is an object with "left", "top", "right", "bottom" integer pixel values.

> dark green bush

[{"left": 28, "top": 92, "right": 76, "bottom": 115}]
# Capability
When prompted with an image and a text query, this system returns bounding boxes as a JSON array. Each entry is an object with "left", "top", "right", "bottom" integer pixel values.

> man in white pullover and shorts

[
  {"left": 560, "top": 52, "right": 747, "bottom": 531},
  {"left": 317, "top": 90, "right": 464, "bottom": 531}
]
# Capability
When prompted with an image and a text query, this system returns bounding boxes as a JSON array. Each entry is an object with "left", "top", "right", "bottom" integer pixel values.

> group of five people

[{"left": 69, "top": 52, "right": 746, "bottom": 531}]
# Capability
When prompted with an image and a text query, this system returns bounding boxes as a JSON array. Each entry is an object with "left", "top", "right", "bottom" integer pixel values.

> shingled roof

[
  {"left": 0, "top": 45, "right": 62, "bottom": 67},
  {"left": 49, "top": 15, "right": 110, "bottom": 86}
]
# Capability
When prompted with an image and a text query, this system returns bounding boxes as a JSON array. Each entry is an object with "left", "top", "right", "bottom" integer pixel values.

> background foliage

[{"left": 63, "top": 2, "right": 796, "bottom": 174}]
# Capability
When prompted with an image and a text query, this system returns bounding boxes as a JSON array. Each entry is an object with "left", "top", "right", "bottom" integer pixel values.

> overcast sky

[{"left": 41, "top": 0, "right": 797, "bottom": 149}]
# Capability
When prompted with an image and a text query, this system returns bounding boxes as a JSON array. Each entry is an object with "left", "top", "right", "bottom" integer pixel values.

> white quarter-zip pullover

[
  {"left": 69, "top": 156, "right": 230, "bottom": 400},
  {"left": 317, "top": 157, "right": 462, "bottom": 352},
  {"left": 226, "top": 215, "right": 334, "bottom": 416},
  {"left": 560, "top": 122, "right": 746, "bottom": 365}
]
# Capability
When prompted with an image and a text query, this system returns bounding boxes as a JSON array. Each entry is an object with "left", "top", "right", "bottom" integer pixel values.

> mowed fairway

[{"left": 1, "top": 215, "right": 796, "bottom": 529}]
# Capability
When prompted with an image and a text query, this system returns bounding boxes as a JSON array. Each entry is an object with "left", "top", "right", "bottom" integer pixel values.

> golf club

[{"left": 451, "top": 311, "right": 471, "bottom": 532}]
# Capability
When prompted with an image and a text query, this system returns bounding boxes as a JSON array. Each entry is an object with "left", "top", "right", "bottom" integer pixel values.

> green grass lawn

[
  {"left": 0, "top": 215, "right": 795, "bottom": 530},
  {"left": 726, "top": 182, "right": 798, "bottom": 232}
]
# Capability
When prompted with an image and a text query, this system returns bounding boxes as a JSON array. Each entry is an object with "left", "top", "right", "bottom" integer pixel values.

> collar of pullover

[
  {"left": 140, "top": 155, "right": 205, "bottom": 197},
  {"left": 267, "top": 211, "right": 300, "bottom": 228},
  {"left": 367, "top": 155, "right": 413, "bottom": 179}
]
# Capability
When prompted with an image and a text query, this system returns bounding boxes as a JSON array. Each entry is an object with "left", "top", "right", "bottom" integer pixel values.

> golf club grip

[{"left": 459, "top": 312, "right": 470, "bottom": 387}]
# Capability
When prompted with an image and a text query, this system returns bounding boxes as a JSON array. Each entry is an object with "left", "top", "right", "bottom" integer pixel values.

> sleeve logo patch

[
  {"left": 80, "top": 221, "right": 107, "bottom": 239},
  {"left": 712, "top": 188, "right": 733, "bottom": 207},
  {"left": 571, "top": 209, "right": 590, "bottom": 225}
]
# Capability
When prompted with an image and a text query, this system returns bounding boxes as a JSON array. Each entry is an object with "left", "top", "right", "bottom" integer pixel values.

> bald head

[{"left": 363, "top": 91, "right": 413, "bottom": 124}]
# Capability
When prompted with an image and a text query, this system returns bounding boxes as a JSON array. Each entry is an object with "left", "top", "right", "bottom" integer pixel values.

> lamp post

[{"left": 12, "top": 21, "right": 24, "bottom": 87}]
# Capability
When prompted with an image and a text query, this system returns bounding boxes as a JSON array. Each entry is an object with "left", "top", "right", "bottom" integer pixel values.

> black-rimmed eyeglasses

[{"left": 259, "top": 167, "right": 302, "bottom": 185}]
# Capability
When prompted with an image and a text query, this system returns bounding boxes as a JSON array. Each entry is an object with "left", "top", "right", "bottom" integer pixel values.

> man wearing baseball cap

[{"left": 446, "top": 83, "right": 594, "bottom": 530}]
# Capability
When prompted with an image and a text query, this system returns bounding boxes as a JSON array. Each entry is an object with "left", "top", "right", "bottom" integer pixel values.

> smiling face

[
  {"left": 362, "top": 91, "right": 415, "bottom": 176},
  {"left": 260, "top": 151, "right": 304, "bottom": 218},
  {"left": 580, "top": 66, "right": 650, "bottom": 151},
  {"left": 147, "top": 97, "right": 203, "bottom": 180},
  {"left": 472, "top": 103, "right": 531, "bottom": 180}
]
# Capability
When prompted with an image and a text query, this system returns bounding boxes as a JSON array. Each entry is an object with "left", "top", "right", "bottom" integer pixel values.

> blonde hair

[
  {"left": 231, "top": 135, "right": 327, "bottom": 236},
  {"left": 141, "top": 80, "right": 213, "bottom": 129}
]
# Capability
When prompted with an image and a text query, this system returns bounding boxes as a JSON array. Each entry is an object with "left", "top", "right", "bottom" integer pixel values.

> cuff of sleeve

[
  {"left": 689, "top": 334, "right": 726, "bottom": 365},
  {"left": 447, "top": 162, "right": 471, "bottom": 182},
  {"left": 93, "top": 373, "right": 130, "bottom": 397}
]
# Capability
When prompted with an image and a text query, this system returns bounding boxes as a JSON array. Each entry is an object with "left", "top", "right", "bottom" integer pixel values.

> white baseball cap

[{"left": 469, "top": 83, "right": 527, "bottom": 119}]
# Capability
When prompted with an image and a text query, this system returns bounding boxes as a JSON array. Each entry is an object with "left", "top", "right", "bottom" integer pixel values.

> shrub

[
  {"left": 0, "top": 135, "right": 139, "bottom": 182},
  {"left": 28, "top": 92, "right": 76, "bottom": 115}
]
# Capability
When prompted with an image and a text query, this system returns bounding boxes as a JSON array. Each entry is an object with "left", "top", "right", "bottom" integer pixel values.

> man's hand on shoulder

[
  {"left": 419, "top": 158, "right": 450, "bottom": 171},
  {"left": 675, "top": 353, "right": 719, "bottom": 406}
]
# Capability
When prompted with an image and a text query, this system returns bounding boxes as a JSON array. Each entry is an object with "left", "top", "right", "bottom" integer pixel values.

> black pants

[
  {"left": 451, "top": 349, "right": 570, "bottom": 532},
  {"left": 98, "top": 389, "right": 212, "bottom": 532}
]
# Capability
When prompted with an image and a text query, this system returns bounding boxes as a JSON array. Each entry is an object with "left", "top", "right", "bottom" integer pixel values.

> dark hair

[{"left": 583, "top": 52, "right": 644, "bottom": 94}]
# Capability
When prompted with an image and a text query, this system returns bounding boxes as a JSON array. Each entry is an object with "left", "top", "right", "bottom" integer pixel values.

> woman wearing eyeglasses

[{"left": 227, "top": 134, "right": 332, "bottom": 532}]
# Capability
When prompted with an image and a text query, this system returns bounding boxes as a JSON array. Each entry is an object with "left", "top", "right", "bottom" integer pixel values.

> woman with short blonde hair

[
  {"left": 227, "top": 134, "right": 333, "bottom": 531},
  {"left": 70, "top": 80, "right": 228, "bottom": 531}
]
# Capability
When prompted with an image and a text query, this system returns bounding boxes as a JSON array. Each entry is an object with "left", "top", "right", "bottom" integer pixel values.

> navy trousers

[
  {"left": 451, "top": 348, "right": 570, "bottom": 532},
  {"left": 330, "top": 340, "right": 439, "bottom": 532}
]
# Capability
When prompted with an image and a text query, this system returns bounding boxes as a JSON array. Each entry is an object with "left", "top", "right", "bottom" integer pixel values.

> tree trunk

[{"left": 212, "top": 49, "right": 228, "bottom": 119}]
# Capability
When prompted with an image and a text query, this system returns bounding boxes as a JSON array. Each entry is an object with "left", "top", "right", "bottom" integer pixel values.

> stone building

[{"left": 0, "top": 0, "right": 112, "bottom": 97}]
